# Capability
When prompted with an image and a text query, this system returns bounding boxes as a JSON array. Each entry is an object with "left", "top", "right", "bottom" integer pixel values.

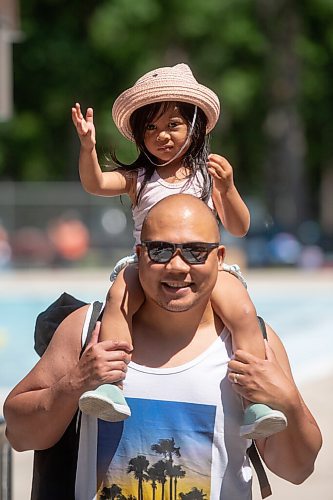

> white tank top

[
  {"left": 132, "top": 168, "right": 215, "bottom": 245},
  {"left": 75, "top": 306, "right": 252, "bottom": 499}
]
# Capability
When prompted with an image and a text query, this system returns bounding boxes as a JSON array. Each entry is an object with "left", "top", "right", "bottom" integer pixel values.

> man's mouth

[{"left": 161, "top": 281, "right": 193, "bottom": 291}]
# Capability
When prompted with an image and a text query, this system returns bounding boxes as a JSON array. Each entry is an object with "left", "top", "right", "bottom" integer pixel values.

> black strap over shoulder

[
  {"left": 257, "top": 316, "right": 268, "bottom": 340},
  {"left": 80, "top": 301, "right": 104, "bottom": 356},
  {"left": 31, "top": 300, "right": 103, "bottom": 500},
  {"left": 248, "top": 441, "right": 272, "bottom": 498}
]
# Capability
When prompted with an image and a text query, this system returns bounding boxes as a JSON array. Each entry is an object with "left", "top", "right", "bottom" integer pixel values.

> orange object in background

[{"left": 48, "top": 217, "right": 90, "bottom": 261}]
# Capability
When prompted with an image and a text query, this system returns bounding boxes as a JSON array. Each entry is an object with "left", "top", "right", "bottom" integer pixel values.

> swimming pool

[
  {"left": 0, "top": 290, "right": 102, "bottom": 392},
  {"left": 1, "top": 270, "right": 332, "bottom": 405}
]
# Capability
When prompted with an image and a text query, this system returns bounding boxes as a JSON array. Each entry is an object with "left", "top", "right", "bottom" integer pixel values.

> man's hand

[
  {"left": 71, "top": 102, "right": 96, "bottom": 151},
  {"left": 229, "top": 329, "right": 322, "bottom": 484},
  {"left": 71, "top": 321, "right": 132, "bottom": 393},
  {"left": 207, "top": 154, "right": 235, "bottom": 195},
  {"left": 228, "top": 340, "right": 298, "bottom": 413}
]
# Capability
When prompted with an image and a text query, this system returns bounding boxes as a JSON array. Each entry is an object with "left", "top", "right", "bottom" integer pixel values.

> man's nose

[{"left": 165, "top": 251, "right": 190, "bottom": 271}]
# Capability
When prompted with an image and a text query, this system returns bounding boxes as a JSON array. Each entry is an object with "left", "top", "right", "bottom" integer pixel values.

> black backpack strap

[
  {"left": 246, "top": 316, "right": 272, "bottom": 499},
  {"left": 31, "top": 300, "right": 104, "bottom": 500},
  {"left": 80, "top": 301, "right": 104, "bottom": 357},
  {"left": 257, "top": 315, "right": 268, "bottom": 340},
  {"left": 248, "top": 441, "right": 272, "bottom": 498}
]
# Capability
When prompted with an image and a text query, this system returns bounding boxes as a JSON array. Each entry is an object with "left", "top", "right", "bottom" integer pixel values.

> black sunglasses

[{"left": 140, "top": 240, "right": 219, "bottom": 265}]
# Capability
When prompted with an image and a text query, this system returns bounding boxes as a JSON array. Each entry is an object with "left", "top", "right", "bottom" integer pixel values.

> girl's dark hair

[{"left": 111, "top": 101, "right": 212, "bottom": 204}]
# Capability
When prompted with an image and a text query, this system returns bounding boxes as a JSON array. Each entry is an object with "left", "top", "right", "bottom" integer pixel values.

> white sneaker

[
  {"left": 240, "top": 403, "right": 287, "bottom": 439},
  {"left": 79, "top": 384, "right": 131, "bottom": 422}
]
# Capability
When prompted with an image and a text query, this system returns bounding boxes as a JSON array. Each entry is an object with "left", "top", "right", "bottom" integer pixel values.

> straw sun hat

[{"left": 112, "top": 63, "right": 220, "bottom": 141}]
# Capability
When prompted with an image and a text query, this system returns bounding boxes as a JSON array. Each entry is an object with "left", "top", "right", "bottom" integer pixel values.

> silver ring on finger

[{"left": 233, "top": 373, "right": 240, "bottom": 384}]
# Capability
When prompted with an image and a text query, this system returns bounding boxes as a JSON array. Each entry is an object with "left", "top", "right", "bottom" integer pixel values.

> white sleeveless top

[
  {"left": 75, "top": 306, "right": 252, "bottom": 499},
  {"left": 132, "top": 168, "right": 215, "bottom": 245}
]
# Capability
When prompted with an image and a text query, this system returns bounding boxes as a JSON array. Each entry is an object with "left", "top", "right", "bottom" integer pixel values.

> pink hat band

[{"left": 112, "top": 64, "right": 220, "bottom": 141}]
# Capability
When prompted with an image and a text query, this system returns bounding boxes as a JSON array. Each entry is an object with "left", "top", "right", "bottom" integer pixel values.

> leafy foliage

[{"left": 1, "top": 0, "right": 332, "bottom": 230}]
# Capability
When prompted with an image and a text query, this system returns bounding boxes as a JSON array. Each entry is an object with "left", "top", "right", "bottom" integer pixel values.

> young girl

[{"left": 72, "top": 63, "right": 287, "bottom": 439}]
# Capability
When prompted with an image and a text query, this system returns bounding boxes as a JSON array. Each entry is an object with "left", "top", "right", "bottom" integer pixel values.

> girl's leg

[
  {"left": 212, "top": 270, "right": 265, "bottom": 358},
  {"left": 79, "top": 265, "right": 144, "bottom": 422},
  {"left": 100, "top": 265, "right": 144, "bottom": 350},
  {"left": 211, "top": 270, "right": 287, "bottom": 439}
]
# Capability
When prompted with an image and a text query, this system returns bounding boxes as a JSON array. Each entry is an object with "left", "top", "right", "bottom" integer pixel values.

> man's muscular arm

[
  {"left": 228, "top": 325, "right": 322, "bottom": 484},
  {"left": 4, "top": 306, "right": 131, "bottom": 451}
]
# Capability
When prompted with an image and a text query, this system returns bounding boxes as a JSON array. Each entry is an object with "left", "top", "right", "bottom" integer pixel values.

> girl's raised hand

[
  {"left": 207, "top": 154, "right": 235, "bottom": 194},
  {"left": 71, "top": 103, "right": 96, "bottom": 150}
]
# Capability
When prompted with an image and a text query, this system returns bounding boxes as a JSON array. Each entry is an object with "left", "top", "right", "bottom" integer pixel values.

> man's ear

[{"left": 217, "top": 245, "right": 226, "bottom": 269}]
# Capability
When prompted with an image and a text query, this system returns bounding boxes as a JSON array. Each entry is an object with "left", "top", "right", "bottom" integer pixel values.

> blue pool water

[
  {"left": 0, "top": 291, "right": 97, "bottom": 391},
  {"left": 0, "top": 296, "right": 56, "bottom": 388},
  {"left": 1, "top": 287, "right": 333, "bottom": 400}
]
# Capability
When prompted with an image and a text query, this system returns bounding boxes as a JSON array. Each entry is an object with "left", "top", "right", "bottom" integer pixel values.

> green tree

[{"left": 1, "top": 0, "right": 332, "bottom": 245}]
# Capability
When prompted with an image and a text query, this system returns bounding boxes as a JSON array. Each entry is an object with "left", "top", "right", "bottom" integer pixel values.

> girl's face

[{"left": 143, "top": 104, "right": 190, "bottom": 165}]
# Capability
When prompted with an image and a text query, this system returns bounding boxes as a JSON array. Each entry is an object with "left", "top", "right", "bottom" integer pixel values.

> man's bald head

[{"left": 141, "top": 194, "right": 220, "bottom": 243}]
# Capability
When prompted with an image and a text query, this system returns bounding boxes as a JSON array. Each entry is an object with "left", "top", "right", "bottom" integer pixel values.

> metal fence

[
  {"left": 0, "top": 419, "right": 12, "bottom": 500},
  {"left": 0, "top": 181, "right": 134, "bottom": 269},
  {"left": 0, "top": 181, "right": 330, "bottom": 269}
]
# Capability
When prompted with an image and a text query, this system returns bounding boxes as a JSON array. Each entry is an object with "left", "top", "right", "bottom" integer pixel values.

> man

[{"left": 4, "top": 194, "right": 321, "bottom": 499}]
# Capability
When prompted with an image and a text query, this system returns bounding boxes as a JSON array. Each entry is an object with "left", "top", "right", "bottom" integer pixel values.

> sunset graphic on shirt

[{"left": 96, "top": 398, "right": 216, "bottom": 499}]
